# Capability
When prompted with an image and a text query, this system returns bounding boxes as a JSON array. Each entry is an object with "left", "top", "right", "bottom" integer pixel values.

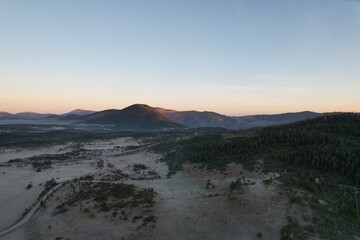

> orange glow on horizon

[{"left": 1, "top": 95, "right": 359, "bottom": 116}]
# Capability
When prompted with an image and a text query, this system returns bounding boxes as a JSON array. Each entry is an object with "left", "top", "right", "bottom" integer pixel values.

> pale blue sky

[{"left": 0, "top": 0, "right": 359, "bottom": 115}]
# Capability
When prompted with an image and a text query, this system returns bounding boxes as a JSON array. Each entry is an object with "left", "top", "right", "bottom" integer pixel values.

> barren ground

[{"left": 0, "top": 136, "right": 305, "bottom": 240}]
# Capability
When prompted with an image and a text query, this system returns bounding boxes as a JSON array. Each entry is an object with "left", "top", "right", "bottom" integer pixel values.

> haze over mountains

[{"left": 0, "top": 104, "right": 322, "bottom": 130}]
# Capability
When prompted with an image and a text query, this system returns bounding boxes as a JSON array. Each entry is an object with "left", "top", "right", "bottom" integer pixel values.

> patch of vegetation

[
  {"left": 124, "top": 145, "right": 141, "bottom": 151},
  {"left": 38, "top": 178, "right": 57, "bottom": 199},
  {"left": 281, "top": 217, "right": 309, "bottom": 240},
  {"left": 32, "top": 160, "right": 52, "bottom": 172},
  {"left": 229, "top": 179, "right": 242, "bottom": 191},
  {"left": 147, "top": 170, "right": 158, "bottom": 176},
  {"left": 142, "top": 215, "right": 156, "bottom": 226},
  {"left": 55, "top": 181, "right": 157, "bottom": 227},
  {"left": 77, "top": 175, "right": 94, "bottom": 181},
  {"left": 278, "top": 167, "right": 360, "bottom": 239},
  {"left": 132, "top": 163, "right": 149, "bottom": 173},
  {"left": 7, "top": 158, "right": 23, "bottom": 163},
  {"left": 132, "top": 215, "right": 143, "bottom": 222},
  {"left": 0, "top": 125, "right": 142, "bottom": 147},
  {"left": 289, "top": 195, "right": 304, "bottom": 206},
  {"left": 152, "top": 114, "right": 360, "bottom": 181},
  {"left": 53, "top": 181, "right": 158, "bottom": 229},
  {"left": 151, "top": 133, "right": 261, "bottom": 176}
]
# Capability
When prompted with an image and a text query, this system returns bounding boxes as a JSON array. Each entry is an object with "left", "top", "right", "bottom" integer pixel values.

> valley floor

[{"left": 0, "top": 136, "right": 312, "bottom": 240}]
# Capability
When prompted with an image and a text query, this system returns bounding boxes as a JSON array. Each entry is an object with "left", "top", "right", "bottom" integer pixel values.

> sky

[{"left": 0, "top": 0, "right": 360, "bottom": 116}]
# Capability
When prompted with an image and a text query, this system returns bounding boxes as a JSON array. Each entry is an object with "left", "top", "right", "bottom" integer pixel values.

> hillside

[
  {"left": 80, "top": 104, "right": 183, "bottom": 130},
  {"left": 154, "top": 112, "right": 360, "bottom": 181},
  {"left": 234, "top": 111, "right": 321, "bottom": 129},
  {"left": 0, "top": 112, "right": 56, "bottom": 119},
  {"left": 160, "top": 109, "right": 237, "bottom": 129},
  {"left": 0, "top": 112, "right": 13, "bottom": 118},
  {"left": 157, "top": 108, "right": 321, "bottom": 130},
  {"left": 152, "top": 112, "right": 360, "bottom": 239},
  {"left": 61, "top": 109, "right": 95, "bottom": 117}
]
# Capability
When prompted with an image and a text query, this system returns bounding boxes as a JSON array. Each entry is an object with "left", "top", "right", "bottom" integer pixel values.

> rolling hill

[{"left": 157, "top": 109, "right": 237, "bottom": 129}]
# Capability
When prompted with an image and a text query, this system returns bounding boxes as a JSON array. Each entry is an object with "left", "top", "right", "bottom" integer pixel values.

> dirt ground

[
  {"left": 0, "top": 137, "right": 301, "bottom": 240},
  {"left": 127, "top": 163, "right": 288, "bottom": 240}
]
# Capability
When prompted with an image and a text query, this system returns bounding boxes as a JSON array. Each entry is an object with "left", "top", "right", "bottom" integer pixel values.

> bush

[
  {"left": 229, "top": 179, "right": 242, "bottom": 191},
  {"left": 133, "top": 163, "right": 149, "bottom": 173}
]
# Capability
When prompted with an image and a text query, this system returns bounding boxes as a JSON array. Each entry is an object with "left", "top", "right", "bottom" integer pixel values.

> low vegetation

[
  {"left": 54, "top": 181, "right": 157, "bottom": 228},
  {"left": 38, "top": 179, "right": 57, "bottom": 199},
  {"left": 132, "top": 163, "right": 149, "bottom": 173}
]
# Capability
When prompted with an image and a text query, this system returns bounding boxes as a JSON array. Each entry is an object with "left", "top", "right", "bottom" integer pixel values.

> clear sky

[{"left": 0, "top": 0, "right": 359, "bottom": 115}]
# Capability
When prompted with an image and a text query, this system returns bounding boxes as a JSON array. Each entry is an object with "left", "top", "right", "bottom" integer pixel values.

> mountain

[
  {"left": 0, "top": 109, "right": 93, "bottom": 121},
  {"left": 57, "top": 109, "right": 96, "bottom": 121},
  {"left": 58, "top": 114, "right": 84, "bottom": 121},
  {"left": 155, "top": 109, "right": 321, "bottom": 130},
  {"left": 79, "top": 104, "right": 183, "bottom": 130},
  {"left": 15, "top": 112, "right": 57, "bottom": 119},
  {"left": 0, "top": 112, "right": 57, "bottom": 119},
  {"left": 0, "top": 106, "right": 323, "bottom": 130},
  {"left": 158, "top": 109, "right": 237, "bottom": 129},
  {"left": 154, "top": 107, "right": 178, "bottom": 114},
  {"left": 234, "top": 111, "right": 321, "bottom": 129},
  {"left": 62, "top": 109, "right": 95, "bottom": 116},
  {"left": 0, "top": 112, "right": 13, "bottom": 118}
]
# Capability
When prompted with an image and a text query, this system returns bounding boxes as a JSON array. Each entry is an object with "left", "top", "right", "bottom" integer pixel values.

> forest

[{"left": 153, "top": 113, "right": 360, "bottom": 183}]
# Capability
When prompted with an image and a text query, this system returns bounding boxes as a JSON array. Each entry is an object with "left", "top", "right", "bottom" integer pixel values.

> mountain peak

[
  {"left": 123, "top": 104, "right": 152, "bottom": 111},
  {"left": 80, "top": 104, "right": 183, "bottom": 130},
  {"left": 63, "top": 109, "right": 95, "bottom": 116}
]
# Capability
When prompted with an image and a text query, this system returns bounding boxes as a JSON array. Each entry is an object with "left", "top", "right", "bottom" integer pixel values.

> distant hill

[
  {"left": 234, "top": 111, "right": 321, "bottom": 129},
  {"left": 157, "top": 109, "right": 237, "bottom": 129},
  {"left": 0, "top": 112, "right": 13, "bottom": 118},
  {"left": 57, "top": 109, "right": 96, "bottom": 121},
  {"left": 79, "top": 104, "right": 183, "bottom": 130},
  {"left": 58, "top": 114, "right": 84, "bottom": 121},
  {"left": 62, "top": 109, "right": 95, "bottom": 117},
  {"left": 15, "top": 112, "right": 57, "bottom": 119},
  {"left": 0, "top": 111, "right": 56, "bottom": 119},
  {"left": 156, "top": 108, "right": 321, "bottom": 130}
]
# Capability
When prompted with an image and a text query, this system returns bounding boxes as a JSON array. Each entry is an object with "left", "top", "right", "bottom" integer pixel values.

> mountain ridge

[{"left": 0, "top": 105, "right": 324, "bottom": 130}]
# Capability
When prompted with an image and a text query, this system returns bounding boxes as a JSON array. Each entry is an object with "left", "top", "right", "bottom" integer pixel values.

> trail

[
  {"left": 0, "top": 158, "right": 107, "bottom": 238},
  {"left": 0, "top": 143, "right": 155, "bottom": 237}
]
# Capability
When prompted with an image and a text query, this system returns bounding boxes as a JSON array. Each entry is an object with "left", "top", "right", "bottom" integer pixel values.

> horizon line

[{"left": 0, "top": 103, "right": 342, "bottom": 117}]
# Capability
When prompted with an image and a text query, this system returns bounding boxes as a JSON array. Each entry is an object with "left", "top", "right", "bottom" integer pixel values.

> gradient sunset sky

[{"left": 1, "top": 0, "right": 359, "bottom": 115}]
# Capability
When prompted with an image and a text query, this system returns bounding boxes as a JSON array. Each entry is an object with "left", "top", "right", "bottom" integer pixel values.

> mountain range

[{"left": 0, "top": 104, "right": 322, "bottom": 130}]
